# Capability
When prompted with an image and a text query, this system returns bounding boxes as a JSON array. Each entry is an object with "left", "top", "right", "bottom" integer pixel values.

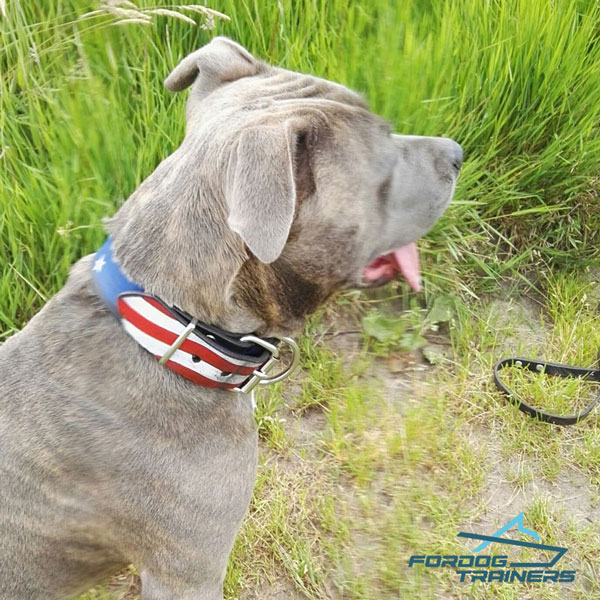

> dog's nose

[{"left": 449, "top": 140, "right": 463, "bottom": 171}]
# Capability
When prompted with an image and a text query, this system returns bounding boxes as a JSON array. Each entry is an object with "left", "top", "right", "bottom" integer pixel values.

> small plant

[{"left": 361, "top": 295, "right": 455, "bottom": 355}]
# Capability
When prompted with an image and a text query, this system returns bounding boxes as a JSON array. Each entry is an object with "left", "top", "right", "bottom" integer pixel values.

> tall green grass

[{"left": 1, "top": 0, "right": 599, "bottom": 333}]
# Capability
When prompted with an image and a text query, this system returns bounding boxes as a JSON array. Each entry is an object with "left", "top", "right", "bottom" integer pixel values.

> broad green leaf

[{"left": 428, "top": 295, "right": 454, "bottom": 324}]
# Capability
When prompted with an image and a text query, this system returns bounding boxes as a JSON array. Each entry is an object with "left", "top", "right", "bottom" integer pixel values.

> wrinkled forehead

[
  {"left": 247, "top": 66, "right": 370, "bottom": 108},
  {"left": 200, "top": 65, "right": 389, "bottom": 133}
]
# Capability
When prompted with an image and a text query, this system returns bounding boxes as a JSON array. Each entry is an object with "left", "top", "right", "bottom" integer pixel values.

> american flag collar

[{"left": 91, "top": 237, "right": 299, "bottom": 393}]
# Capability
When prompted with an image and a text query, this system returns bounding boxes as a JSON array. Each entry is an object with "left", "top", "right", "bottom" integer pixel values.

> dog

[{"left": 0, "top": 37, "right": 462, "bottom": 599}]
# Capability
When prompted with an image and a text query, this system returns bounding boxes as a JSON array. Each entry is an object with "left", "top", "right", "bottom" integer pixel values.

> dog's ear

[
  {"left": 164, "top": 37, "right": 259, "bottom": 94},
  {"left": 226, "top": 122, "right": 306, "bottom": 264}
]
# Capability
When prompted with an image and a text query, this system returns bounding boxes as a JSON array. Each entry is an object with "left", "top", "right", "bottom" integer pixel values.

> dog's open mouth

[{"left": 361, "top": 242, "right": 421, "bottom": 291}]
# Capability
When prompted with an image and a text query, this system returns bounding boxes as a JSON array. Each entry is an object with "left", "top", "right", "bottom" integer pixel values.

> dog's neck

[
  {"left": 104, "top": 143, "right": 265, "bottom": 334},
  {"left": 104, "top": 139, "right": 335, "bottom": 338},
  {"left": 90, "top": 236, "right": 295, "bottom": 392}
]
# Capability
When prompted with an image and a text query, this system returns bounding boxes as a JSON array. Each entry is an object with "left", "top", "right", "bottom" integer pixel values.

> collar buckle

[
  {"left": 235, "top": 336, "right": 300, "bottom": 394},
  {"left": 158, "top": 318, "right": 199, "bottom": 365}
]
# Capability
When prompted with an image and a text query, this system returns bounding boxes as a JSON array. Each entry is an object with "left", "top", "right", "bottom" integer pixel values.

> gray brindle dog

[{"left": 0, "top": 38, "right": 462, "bottom": 599}]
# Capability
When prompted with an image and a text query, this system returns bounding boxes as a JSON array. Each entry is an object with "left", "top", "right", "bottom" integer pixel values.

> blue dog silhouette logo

[
  {"left": 458, "top": 512, "right": 567, "bottom": 568},
  {"left": 408, "top": 512, "right": 575, "bottom": 583}
]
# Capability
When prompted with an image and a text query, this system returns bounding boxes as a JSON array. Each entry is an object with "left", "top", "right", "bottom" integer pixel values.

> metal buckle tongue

[{"left": 235, "top": 336, "right": 300, "bottom": 394}]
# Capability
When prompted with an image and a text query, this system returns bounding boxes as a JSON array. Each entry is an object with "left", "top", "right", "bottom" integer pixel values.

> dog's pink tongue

[{"left": 392, "top": 243, "right": 421, "bottom": 292}]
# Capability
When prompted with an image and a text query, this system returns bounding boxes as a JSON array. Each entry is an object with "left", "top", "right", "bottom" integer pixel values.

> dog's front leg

[
  {"left": 137, "top": 497, "right": 246, "bottom": 600},
  {"left": 132, "top": 422, "right": 258, "bottom": 600},
  {"left": 140, "top": 570, "right": 224, "bottom": 600},
  {"left": 137, "top": 505, "right": 244, "bottom": 600}
]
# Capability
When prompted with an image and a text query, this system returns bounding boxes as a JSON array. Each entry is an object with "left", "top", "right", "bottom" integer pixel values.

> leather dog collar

[
  {"left": 91, "top": 237, "right": 298, "bottom": 393},
  {"left": 494, "top": 352, "right": 600, "bottom": 425}
]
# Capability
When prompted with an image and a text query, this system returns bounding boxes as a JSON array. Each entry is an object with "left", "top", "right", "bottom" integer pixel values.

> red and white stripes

[{"left": 117, "top": 294, "right": 263, "bottom": 389}]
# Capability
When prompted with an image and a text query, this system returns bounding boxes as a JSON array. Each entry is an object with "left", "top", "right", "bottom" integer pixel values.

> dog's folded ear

[
  {"left": 164, "top": 37, "right": 260, "bottom": 94},
  {"left": 226, "top": 122, "right": 305, "bottom": 264}
]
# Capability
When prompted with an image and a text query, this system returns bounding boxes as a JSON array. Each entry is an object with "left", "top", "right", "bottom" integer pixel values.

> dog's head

[{"left": 109, "top": 37, "right": 461, "bottom": 336}]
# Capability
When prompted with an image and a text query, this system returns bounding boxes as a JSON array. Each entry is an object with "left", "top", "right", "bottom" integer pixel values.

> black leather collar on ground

[{"left": 493, "top": 351, "right": 600, "bottom": 426}]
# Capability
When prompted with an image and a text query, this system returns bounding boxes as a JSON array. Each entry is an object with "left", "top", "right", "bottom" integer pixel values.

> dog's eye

[
  {"left": 380, "top": 121, "right": 392, "bottom": 137},
  {"left": 377, "top": 178, "right": 391, "bottom": 204},
  {"left": 294, "top": 131, "right": 316, "bottom": 202},
  {"left": 295, "top": 131, "right": 308, "bottom": 151}
]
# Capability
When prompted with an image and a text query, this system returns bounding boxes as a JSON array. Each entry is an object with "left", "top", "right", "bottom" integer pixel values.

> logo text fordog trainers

[{"left": 408, "top": 513, "right": 576, "bottom": 583}]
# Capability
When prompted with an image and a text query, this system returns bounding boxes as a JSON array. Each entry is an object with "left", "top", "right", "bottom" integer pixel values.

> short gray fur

[{"left": 0, "top": 38, "right": 461, "bottom": 599}]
